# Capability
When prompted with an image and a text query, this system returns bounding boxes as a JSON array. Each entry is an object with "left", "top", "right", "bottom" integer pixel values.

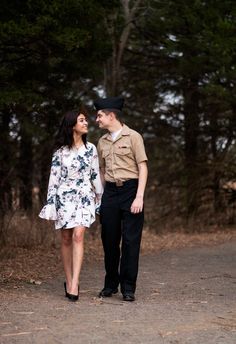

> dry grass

[
  {"left": 141, "top": 228, "right": 236, "bottom": 253},
  {"left": 1, "top": 228, "right": 235, "bottom": 284}
]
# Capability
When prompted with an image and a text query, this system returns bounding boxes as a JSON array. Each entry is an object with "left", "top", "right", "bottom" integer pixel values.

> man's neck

[{"left": 108, "top": 122, "right": 123, "bottom": 133}]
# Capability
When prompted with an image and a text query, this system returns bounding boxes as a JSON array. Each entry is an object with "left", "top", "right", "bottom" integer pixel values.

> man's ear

[{"left": 110, "top": 112, "right": 116, "bottom": 120}]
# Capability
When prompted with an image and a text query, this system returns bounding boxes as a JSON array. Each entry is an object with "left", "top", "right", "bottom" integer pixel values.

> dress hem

[{"left": 54, "top": 222, "right": 93, "bottom": 230}]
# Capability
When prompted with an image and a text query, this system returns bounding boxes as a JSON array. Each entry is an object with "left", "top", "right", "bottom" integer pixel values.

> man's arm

[
  {"left": 99, "top": 167, "right": 106, "bottom": 187},
  {"left": 130, "top": 161, "right": 148, "bottom": 214},
  {"left": 97, "top": 140, "right": 106, "bottom": 187}
]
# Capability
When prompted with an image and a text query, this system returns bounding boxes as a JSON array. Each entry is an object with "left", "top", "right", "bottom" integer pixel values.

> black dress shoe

[
  {"left": 98, "top": 287, "right": 118, "bottom": 298},
  {"left": 123, "top": 292, "right": 135, "bottom": 302}
]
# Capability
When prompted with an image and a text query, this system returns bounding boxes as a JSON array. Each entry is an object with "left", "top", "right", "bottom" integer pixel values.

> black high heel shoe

[
  {"left": 64, "top": 282, "right": 80, "bottom": 301},
  {"left": 67, "top": 285, "right": 80, "bottom": 302},
  {"left": 64, "top": 282, "right": 69, "bottom": 298}
]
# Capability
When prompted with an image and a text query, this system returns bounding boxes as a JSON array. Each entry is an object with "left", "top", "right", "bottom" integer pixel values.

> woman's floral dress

[{"left": 39, "top": 143, "right": 103, "bottom": 230}]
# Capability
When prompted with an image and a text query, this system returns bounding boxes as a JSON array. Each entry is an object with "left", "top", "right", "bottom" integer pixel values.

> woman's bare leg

[
  {"left": 70, "top": 226, "right": 85, "bottom": 295},
  {"left": 61, "top": 229, "right": 73, "bottom": 291}
]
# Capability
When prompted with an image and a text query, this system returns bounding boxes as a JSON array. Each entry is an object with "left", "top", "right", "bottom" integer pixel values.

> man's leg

[
  {"left": 120, "top": 209, "right": 144, "bottom": 295},
  {"left": 100, "top": 186, "right": 122, "bottom": 291},
  {"left": 118, "top": 180, "right": 144, "bottom": 296}
]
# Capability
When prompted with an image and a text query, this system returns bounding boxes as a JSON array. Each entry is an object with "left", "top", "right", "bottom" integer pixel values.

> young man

[{"left": 94, "top": 96, "right": 148, "bottom": 301}]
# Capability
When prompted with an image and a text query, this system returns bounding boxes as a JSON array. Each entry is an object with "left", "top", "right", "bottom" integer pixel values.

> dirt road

[{"left": 1, "top": 241, "right": 236, "bottom": 344}]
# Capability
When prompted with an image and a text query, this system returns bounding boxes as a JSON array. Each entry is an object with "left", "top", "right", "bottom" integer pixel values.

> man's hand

[
  {"left": 130, "top": 196, "right": 143, "bottom": 214},
  {"left": 130, "top": 161, "right": 147, "bottom": 214}
]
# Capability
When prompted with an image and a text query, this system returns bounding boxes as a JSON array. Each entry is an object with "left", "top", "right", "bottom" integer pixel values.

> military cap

[{"left": 94, "top": 96, "right": 124, "bottom": 111}]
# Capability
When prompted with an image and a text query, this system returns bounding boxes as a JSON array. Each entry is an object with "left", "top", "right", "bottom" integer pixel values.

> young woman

[{"left": 39, "top": 108, "right": 103, "bottom": 301}]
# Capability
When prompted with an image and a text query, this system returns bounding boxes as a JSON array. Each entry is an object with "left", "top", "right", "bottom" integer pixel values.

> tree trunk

[
  {"left": 104, "top": 0, "right": 142, "bottom": 95},
  {"left": 210, "top": 112, "right": 222, "bottom": 212},
  {"left": 18, "top": 114, "right": 33, "bottom": 210},
  {"left": 0, "top": 110, "right": 12, "bottom": 245},
  {"left": 183, "top": 82, "right": 200, "bottom": 216}
]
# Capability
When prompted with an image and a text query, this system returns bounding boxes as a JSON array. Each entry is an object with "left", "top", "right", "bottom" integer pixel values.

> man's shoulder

[
  {"left": 123, "top": 125, "right": 143, "bottom": 139},
  {"left": 98, "top": 132, "right": 109, "bottom": 142}
]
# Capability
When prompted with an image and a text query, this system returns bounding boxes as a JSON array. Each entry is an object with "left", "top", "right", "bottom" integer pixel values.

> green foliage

[
  {"left": 0, "top": 0, "right": 115, "bottom": 108},
  {"left": 1, "top": 0, "right": 236, "bottom": 226},
  {"left": 122, "top": 0, "right": 236, "bottom": 219}
]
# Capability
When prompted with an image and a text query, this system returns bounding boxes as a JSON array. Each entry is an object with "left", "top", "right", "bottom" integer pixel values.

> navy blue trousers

[{"left": 100, "top": 179, "right": 144, "bottom": 294}]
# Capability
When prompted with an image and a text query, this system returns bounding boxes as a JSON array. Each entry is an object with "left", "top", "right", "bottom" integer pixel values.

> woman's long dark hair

[{"left": 55, "top": 107, "right": 87, "bottom": 150}]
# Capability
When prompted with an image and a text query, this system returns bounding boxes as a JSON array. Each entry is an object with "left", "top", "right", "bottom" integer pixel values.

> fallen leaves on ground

[{"left": 0, "top": 229, "right": 235, "bottom": 284}]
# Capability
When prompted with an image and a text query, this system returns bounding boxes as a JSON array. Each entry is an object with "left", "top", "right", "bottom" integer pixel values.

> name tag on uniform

[{"left": 118, "top": 145, "right": 129, "bottom": 148}]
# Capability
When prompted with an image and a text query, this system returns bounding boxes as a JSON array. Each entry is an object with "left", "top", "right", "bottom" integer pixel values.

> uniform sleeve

[
  {"left": 90, "top": 145, "right": 104, "bottom": 214},
  {"left": 39, "top": 149, "right": 62, "bottom": 220},
  {"left": 131, "top": 132, "right": 148, "bottom": 164},
  {"left": 97, "top": 140, "right": 105, "bottom": 169}
]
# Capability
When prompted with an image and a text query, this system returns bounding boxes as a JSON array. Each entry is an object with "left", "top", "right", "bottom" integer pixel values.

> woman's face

[{"left": 73, "top": 113, "right": 88, "bottom": 135}]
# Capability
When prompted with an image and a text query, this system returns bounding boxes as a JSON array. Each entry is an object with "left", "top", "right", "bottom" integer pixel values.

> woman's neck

[{"left": 73, "top": 134, "right": 83, "bottom": 148}]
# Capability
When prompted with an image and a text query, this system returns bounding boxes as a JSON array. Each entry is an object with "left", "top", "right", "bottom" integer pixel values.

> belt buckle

[{"left": 116, "top": 180, "right": 123, "bottom": 187}]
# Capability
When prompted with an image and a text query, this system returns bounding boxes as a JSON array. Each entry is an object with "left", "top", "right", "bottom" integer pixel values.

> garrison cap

[{"left": 94, "top": 96, "right": 124, "bottom": 111}]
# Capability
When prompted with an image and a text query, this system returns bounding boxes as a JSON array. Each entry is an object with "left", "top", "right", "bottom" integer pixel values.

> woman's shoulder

[
  {"left": 53, "top": 146, "right": 69, "bottom": 156},
  {"left": 86, "top": 142, "right": 97, "bottom": 150}
]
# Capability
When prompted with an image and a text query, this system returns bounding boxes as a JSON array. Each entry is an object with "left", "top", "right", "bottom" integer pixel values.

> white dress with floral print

[{"left": 39, "top": 142, "right": 103, "bottom": 230}]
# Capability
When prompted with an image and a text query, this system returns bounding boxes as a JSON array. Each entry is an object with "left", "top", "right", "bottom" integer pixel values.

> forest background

[{"left": 1, "top": 0, "right": 236, "bottom": 248}]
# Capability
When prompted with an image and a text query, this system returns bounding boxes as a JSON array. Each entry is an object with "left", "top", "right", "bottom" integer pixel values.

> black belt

[{"left": 106, "top": 179, "right": 138, "bottom": 187}]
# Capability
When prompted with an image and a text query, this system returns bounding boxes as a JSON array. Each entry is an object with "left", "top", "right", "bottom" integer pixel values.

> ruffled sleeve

[
  {"left": 90, "top": 145, "right": 104, "bottom": 214},
  {"left": 39, "top": 149, "right": 62, "bottom": 221}
]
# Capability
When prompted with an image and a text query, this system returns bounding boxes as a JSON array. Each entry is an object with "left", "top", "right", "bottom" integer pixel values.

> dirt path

[{"left": 1, "top": 241, "right": 236, "bottom": 344}]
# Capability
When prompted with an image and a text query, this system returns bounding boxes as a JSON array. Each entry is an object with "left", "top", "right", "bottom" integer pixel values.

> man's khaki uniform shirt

[{"left": 97, "top": 124, "right": 148, "bottom": 183}]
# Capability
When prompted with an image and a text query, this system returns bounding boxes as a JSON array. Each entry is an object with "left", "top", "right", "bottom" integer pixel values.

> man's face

[{"left": 96, "top": 110, "right": 111, "bottom": 129}]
